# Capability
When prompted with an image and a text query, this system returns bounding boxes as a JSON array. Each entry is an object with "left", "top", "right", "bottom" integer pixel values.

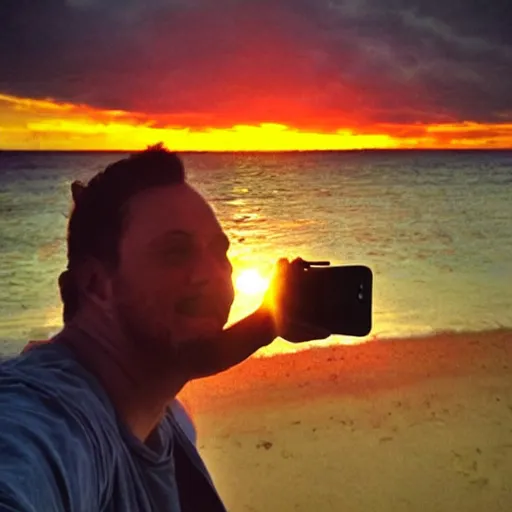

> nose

[{"left": 189, "top": 246, "right": 232, "bottom": 288}]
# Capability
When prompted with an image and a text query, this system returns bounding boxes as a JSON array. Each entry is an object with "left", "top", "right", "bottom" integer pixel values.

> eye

[{"left": 161, "top": 241, "right": 195, "bottom": 263}]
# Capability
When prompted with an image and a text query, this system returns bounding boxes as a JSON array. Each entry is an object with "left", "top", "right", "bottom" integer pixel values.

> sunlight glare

[{"left": 235, "top": 269, "right": 270, "bottom": 296}]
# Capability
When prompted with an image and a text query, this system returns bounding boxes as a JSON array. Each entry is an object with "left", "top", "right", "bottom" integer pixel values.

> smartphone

[{"left": 286, "top": 261, "right": 373, "bottom": 337}]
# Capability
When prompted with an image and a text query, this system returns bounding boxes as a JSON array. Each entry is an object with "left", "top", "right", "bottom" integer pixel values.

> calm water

[{"left": 1, "top": 150, "right": 511, "bottom": 356}]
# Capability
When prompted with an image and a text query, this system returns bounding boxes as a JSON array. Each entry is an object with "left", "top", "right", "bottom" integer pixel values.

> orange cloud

[{"left": 1, "top": 94, "right": 511, "bottom": 151}]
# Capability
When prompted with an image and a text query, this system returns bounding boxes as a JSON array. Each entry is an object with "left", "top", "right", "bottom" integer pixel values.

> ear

[
  {"left": 75, "top": 258, "right": 114, "bottom": 312},
  {"left": 71, "top": 181, "right": 86, "bottom": 203}
]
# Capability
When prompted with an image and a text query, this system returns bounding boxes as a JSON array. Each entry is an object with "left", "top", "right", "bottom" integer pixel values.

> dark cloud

[{"left": 0, "top": 0, "right": 511, "bottom": 128}]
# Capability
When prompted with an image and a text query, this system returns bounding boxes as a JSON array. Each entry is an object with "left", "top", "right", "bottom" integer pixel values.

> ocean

[{"left": 0, "top": 150, "right": 511, "bottom": 357}]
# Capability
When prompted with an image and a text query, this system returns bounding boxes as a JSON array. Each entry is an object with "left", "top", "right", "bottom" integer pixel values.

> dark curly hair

[{"left": 59, "top": 144, "right": 186, "bottom": 323}]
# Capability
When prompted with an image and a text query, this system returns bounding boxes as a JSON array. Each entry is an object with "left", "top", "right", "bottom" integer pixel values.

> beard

[
  {"left": 110, "top": 276, "right": 234, "bottom": 373},
  {"left": 113, "top": 282, "right": 180, "bottom": 365}
]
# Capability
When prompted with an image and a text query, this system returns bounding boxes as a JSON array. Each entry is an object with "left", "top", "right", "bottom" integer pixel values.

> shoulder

[
  {"left": 0, "top": 344, "right": 116, "bottom": 510},
  {"left": 0, "top": 343, "right": 117, "bottom": 452},
  {"left": 169, "top": 399, "right": 197, "bottom": 446}
]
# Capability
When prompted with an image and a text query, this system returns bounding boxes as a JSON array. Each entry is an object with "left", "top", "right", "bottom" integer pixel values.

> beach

[{"left": 180, "top": 330, "right": 512, "bottom": 511}]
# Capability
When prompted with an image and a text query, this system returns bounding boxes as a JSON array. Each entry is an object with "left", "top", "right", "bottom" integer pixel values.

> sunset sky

[{"left": 1, "top": 0, "right": 511, "bottom": 151}]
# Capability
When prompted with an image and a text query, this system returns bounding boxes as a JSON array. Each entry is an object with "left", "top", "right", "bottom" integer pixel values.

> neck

[{"left": 55, "top": 309, "right": 186, "bottom": 443}]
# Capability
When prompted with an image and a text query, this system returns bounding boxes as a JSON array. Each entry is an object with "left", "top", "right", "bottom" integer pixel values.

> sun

[{"left": 235, "top": 269, "right": 270, "bottom": 296}]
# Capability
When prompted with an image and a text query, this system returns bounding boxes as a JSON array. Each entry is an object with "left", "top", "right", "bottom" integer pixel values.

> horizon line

[{"left": 2, "top": 147, "right": 512, "bottom": 154}]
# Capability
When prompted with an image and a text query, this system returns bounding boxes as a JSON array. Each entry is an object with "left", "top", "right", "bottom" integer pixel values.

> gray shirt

[{"left": 0, "top": 339, "right": 227, "bottom": 511}]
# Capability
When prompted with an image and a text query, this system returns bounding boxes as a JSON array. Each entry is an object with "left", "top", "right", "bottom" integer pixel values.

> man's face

[{"left": 110, "top": 183, "right": 234, "bottom": 355}]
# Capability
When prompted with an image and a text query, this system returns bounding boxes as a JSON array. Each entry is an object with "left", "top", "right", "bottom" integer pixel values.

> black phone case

[{"left": 287, "top": 265, "right": 373, "bottom": 337}]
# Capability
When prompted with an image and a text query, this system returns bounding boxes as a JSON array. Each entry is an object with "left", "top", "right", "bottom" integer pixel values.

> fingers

[
  {"left": 271, "top": 257, "right": 332, "bottom": 343},
  {"left": 276, "top": 257, "right": 289, "bottom": 268},
  {"left": 275, "top": 258, "right": 291, "bottom": 281},
  {"left": 266, "top": 258, "right": 289, "bottom": 300},
  {"left": 267, "top": 257, "right": 299, "bottom": 309},
  {"left": 264, "top": 257, "right": 333, "bottom": 343}
]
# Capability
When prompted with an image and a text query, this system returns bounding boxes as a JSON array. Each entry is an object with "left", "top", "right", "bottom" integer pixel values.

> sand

[{"left": 178, "top": 330, "right": 512, "bottom": 512}]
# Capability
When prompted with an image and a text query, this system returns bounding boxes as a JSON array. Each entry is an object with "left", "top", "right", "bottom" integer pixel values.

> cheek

[
  {"left": 114, "top": 265, "right": 186, "bottom": 312},
  {"left": 219, "top": 265, "right": 235, "bottom": 309},
  {"left": 148, "top": 272, "right": 190, "bottom": 308},
  {"left": 217, "top": 259, "right": 234, "bottom": 290},
  {"left": 226, "top": 268, "right": 235, "bottom": 299}
]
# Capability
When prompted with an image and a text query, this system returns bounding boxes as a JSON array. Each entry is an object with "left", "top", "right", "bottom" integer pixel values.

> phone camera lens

[{"left": 358, "top": 283, "right": 365, "bottom": 302}]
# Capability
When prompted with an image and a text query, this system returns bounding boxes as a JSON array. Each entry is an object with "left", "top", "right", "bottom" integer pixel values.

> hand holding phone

[
  {"left": 262, "top": 259, "right": 331, "bottom": 343},
  {"left": 264, "top": 258, "right": 373, "bottom": 340}
]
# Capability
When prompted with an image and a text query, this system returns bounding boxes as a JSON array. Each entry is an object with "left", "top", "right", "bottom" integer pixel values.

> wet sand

[{"left": 179, "top": 330, "right": 512, "bottom": 511}]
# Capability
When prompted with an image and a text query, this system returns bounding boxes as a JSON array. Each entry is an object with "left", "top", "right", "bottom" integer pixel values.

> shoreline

[{"left": 179, "top": 328, "right": 511, "bottom": 415}]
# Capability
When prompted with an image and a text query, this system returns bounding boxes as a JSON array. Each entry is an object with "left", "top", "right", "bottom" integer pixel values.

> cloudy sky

[{"left": 1, "top": 0, "right": 511, "bottom": 149}]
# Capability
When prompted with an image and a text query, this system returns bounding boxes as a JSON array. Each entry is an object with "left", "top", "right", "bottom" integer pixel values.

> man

[{"left": 0, "top": 146, "right": 328, "bottom": 511}]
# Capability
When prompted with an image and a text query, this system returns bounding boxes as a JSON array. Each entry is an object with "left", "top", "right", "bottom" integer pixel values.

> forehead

[{"left": 122, "top": 183, "right": 223, "bottom": 245}]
